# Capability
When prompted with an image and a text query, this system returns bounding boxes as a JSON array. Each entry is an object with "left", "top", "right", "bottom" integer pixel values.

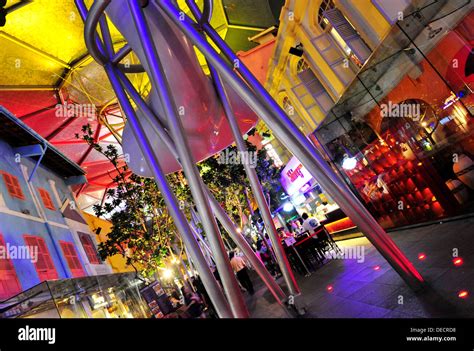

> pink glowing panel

[
  {"left": 106, "top": 2, "right": 258, "bottom": 177},
  {"left": 418, "top": 253, "right": 426, "bottom": 260}
]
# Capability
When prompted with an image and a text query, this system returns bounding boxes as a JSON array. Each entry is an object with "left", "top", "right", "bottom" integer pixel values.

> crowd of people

[{"left": 164, "top": 212, "right": 339, "bottom": 318}]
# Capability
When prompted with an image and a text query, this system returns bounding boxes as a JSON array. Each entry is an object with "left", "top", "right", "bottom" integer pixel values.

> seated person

[
  {"left": 301, "top": 212, "right": 320, "bottom": 235},
  {"left": 277, "top": 227, "right": 293, "bottom": 239}
]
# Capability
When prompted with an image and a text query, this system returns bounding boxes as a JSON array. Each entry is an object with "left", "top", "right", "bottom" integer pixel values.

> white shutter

[
  {"left": 313, "top": 34, "right": 356, "bottom": 85},
  {"left": 323, "top": 8, "right": 371, "bottom": 62},
  {"left": 294, "top": 67, "right": 334, "bottom": 115}
]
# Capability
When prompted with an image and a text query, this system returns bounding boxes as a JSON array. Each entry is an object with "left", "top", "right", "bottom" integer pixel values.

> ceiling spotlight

[
  {"left": 453, "top": 257, "right": 463, "bottom": 266},
  {"left": 418, "top": 253, "right": 426, "bottom": 260},
  {"left": 458, "top": 290, "right": 469, "bottom": 299},
  {"left": 326, "top": 285, "right": 334, "bottom": 292}
]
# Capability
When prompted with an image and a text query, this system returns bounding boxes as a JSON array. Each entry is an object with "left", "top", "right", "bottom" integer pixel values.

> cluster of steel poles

[{"left": 75, "top": 0, "right": 425, "bottom": 318}]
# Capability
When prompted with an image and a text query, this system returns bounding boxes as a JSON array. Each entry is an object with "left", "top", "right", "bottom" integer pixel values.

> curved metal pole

[
  {"left": 157, "top": 0, "right": 425, "bottom": 291},
  {"left": 115, "top": 67, "right": 286, "bottom": 304},
  {"left": 106, "top": 64, "right": 233, "bottom": 317},
  {"left": 76, "top": 0, "right": 233, "bottom": 318},
  {"left": 185, "top": 0, "right": 297, "bottom": 299},
  {"left": 127, "top": 0, "right": 249, "bottom": 318},
  {"left": 84, "top": 0, "right": 144, "bottom": 73}
]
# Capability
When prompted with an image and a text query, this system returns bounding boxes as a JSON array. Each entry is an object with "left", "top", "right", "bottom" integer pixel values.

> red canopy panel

[{"left": 0, "top": 90, "right": 123, "bottom": 207}]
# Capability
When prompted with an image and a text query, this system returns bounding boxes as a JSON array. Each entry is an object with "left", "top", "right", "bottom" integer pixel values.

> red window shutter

[
  {"left": 0, "top": 234, "right": 22, "bottom": 300},
  {"left": 60, "top": 241, "right": 85, "bottom": 278},
  {"left": 1, "top": 171, "right": 25, "bottom": 200},
  {"left": 38, "top": 188, "right": 55, "bottom": 210},
  {"left": 11, "top": 176, "right": 24, "bottom": 199},
  {"left": 23, "top": 235, "right": 58, "bottom": 282},
  {"left": 37, "top": 237, "right": 56, "bottom": 272},
  {"left": 79, "top": 233, "right": 100, "bottom": 264}
]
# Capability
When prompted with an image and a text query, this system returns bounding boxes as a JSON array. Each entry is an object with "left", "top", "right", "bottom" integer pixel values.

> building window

[
  {"left": 296, "top": 58, "right": 310, "bottom": 74},
  {"left": 38, "top": 188, "right": 55, "bottom": 210},
  {"left": 317, "top": 12, "right": 474, "bottom": 229},
  {"left": 317, "top": 0, "right": 371, "bottom": 66},
  {"left": 293, "top": 58, "right": 334, "bottom": 115},
  {"left": 0, "top": 234, "right": 22, "bottom": 300},
  {"left": 1, "top": 171, "right": 25, "bottom": 200},
  {"left": 283, "top": 96, "right": 308, "bottom": 133},
  {"left": 59, "top": 241, "right": 85, "bottom": 278},
  {"left": 23, "top": 235, "right": 58, "bottom": 282},
  {"left": 78, "top": 232, "right": 100, "bottom": 264},
  {"left": 318, "top": 0, "right": 335, "bottom": 30}
]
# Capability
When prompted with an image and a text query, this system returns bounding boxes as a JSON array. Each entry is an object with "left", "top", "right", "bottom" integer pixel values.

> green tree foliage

[
  {"left": 76, "top": 125, "right": 190, "bottom": 277},
  {"left": 77, "top": 125, "right": 282, "bottom": 275}
]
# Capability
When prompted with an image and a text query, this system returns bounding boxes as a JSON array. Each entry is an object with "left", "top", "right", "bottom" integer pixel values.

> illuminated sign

[{"left": 280, "top": 156, "right": 314, "bottom": 196}]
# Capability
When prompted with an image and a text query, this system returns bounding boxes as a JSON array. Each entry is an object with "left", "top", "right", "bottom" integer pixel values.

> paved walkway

[{"left": 246, "top": 216, "right": 474, "bottom": 318}]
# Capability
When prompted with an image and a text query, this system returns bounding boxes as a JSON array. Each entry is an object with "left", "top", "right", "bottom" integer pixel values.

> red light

[
  {"left": 458, "top": 290, "right": 469, "bottom": 299},
  {"left": 453, "top": 257, "right": 463, "bottom": 266},
  {"left": 373, "top": 265, "right": 381, "bottom": 271},
  {"left": 326, "top": 285, "right": 333, "bottom": 292},
  {"left": 418, "top": 253, "right": 426, "bottom": 260}
]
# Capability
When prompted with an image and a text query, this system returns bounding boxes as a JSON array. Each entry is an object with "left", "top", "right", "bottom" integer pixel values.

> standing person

[
  {"left": 229, "top": 251, "right": 254, "bottom": 295},
  {"left": 290, "top": 220, "right": 302, "bottom": 234},
  {"left": 264, "top": 234, "right": 273, "bottom": 249},
  {"left": 191, "top": 275, "right": 217, "bottom": 318},
  {"left": 301, "top": 212, "right": 320, "bottom": 234},
  {"left": 181, "top": 286, "right": 206, "bottom": 318},
  {"left": 256, "top": 241, "right": 280, "bottom": 278}
]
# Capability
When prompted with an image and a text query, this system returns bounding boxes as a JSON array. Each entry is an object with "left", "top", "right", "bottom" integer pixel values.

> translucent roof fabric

[{"left": 0, "top": 0, "right": 281, "bottom": 211}]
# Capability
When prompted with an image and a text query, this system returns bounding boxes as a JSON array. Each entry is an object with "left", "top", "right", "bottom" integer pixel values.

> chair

[{"left": 317, "top": 226, "right": 342, "bottom": 256}]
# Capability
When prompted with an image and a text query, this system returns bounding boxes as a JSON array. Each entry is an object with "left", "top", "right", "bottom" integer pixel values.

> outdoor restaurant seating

[{"left": 282, "top": 225, "right": 342, "bottom": 276}]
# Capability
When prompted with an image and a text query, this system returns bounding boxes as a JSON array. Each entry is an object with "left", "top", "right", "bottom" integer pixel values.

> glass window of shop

[
  {"left": 278, "top": 156, "right": 341, "bottom": 228},
  {"left": 0, "top": 273, "right": 151, "bottom": 319},
  {"left": 315, "top": 4, "right": 474, "bottom": 229}
]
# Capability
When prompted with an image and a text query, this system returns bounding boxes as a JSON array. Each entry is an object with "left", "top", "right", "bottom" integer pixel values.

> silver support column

[
  {"left": 157, "top": 0, "right": 425, "bottom": 290},
  {"left": 184, "top": 0, "right": 291, "bottom": 304},
  {"left": 75, "top": 0, "right": 233, "bottom": 318},
  {"left": 127, "top": 0, "right": 249, "bottom": 318},
  {"left": 211, "top": 69, "right": 300, "bottom": 297},
  {"left": 114, "top": 67, "right": 287, "bottom": 305},
  {"left": 106, "top": 64, "right": 234, "bottom": 317}
]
